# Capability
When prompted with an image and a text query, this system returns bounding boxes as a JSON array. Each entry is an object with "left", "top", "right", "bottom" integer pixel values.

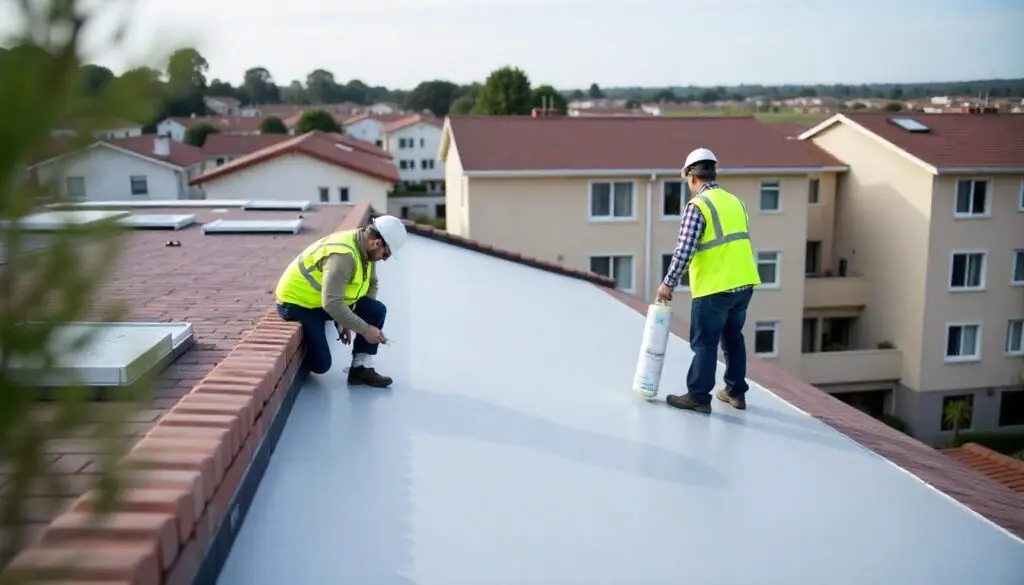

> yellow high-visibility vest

[
  {"left": 686, "top": 186, "right": 761, "bottom": 298},
  {"left": 274, "top": 230, "right": 372, "bottom": 309}
]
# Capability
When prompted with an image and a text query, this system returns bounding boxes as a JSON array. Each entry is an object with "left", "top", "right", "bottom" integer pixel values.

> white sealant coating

[{"left": 217, "top": 235, "right": 1024, "bottom": 585}]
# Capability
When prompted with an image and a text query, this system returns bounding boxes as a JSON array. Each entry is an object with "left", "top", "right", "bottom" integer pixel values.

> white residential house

[
  {"left": 29, "top": 135, "right": 206, "bottom": 201},
  {"left": 157, "top": 116, "right": 265, "bottom": 142},
  {"left": 387, "top": 193, "right": 446, "bottom": 221},
  {"left": 342, "top": 115, "right": 393, "bottom": 147},
  {"left": 51, "top": 122, "right": 144, "bottom": 140},
  {"left": 367, "top": 102, "right": 401, "bottom": 115},
  {"left": 380, "top": 115, "right": 445, "bottom": 192},
  {"left": 190, "top": 131, "right": 398, "bottom": 212}
]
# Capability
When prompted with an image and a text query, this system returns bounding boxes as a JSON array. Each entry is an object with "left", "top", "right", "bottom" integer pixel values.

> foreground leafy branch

[{"left": 0, "top": 0, "right": 175, "bottom": 580}]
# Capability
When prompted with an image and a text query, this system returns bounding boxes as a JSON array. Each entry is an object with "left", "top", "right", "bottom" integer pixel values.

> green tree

[
  {"left": 883, "top": 102, "right": 903, "bottom": 112},
  {"left": 405, "top": 80, "right": 459, "bottom": 116},
  {"left": 305, "top": 69, "right": 338, "bottom": 104},
  {"left": 184, "top": 122, "right": 219, "bottom": 147},
  {"left": 943, "top": 399, "right": 972, "bottom": 446},
  {"left": 295, "top": 108, "right": 342, "bottom": 134},
  {"left": 0, "top": 0, "right": 164, "bottom": 577},
  {"left": 259, "top": 116, "right": 288, "bottom": 134},
  {"left": 449, "top": 95, "right": 475, "bottom": 115},
  {"left": 531, "top": 85, "right": 567, "bottom": 114},
  {"left": 588, "top": 83, "right": 603, "bottom": 99},
  {"left": 472, "top": 66, "right": 532, "bottom": 116},
  {"left": 242, "top": 66, "right": 280, "bottom": 105}
]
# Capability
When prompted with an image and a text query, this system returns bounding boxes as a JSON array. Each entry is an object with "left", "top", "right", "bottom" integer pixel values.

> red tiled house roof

[
  {"left": 190, "top": 131, "right": 400, "bottom": 186},
  {"left": 201, "top": 133, "right": 390, "bottom": 161},
  {"left": 441, "top": 115, "right": 847, "bottom": 173},
  {"left": 942, "top": 443, "right": 1024, "bottom": 494},
  {"left": 381, "top": 114, "right": 443, "bottom": 134},
  {"left": 800, "top": 112, "right": 1024, "bottom": 171},
  {"left": 27, "top": 135, "right": 204, "bottom": 169},
  {"left": 167, "top": 116, "right": 265, "bottom": 134}
]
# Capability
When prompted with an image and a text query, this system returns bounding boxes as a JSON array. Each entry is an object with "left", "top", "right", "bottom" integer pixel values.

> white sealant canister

[{"left": 632, "top": 300, "right": 673, "bottom": 399}]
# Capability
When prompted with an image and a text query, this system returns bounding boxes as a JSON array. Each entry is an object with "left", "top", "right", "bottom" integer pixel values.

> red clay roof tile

[
  {"left": 825, "top": 112, "right": 1024, "bottom": 169},
  {"left": 108, "top": 136, "right": 204, "bottom": 168},
  {"left": 190, "top": 131, "right": 400, "bottom": 186},
  {"left": 942, "top": 443, "right": 1024, "bottom": 494},
  {"left": 445, "top": 115, "right": 846, "bottom": 172},
  {"left": 200, "top": 132, "right": 390, "bottom": 161},
  {"left": 168, "top": 115, "right": 265, "bottom": 133},
  {"left": 381, "top": 114, "right": 443, "bottom": 134}
]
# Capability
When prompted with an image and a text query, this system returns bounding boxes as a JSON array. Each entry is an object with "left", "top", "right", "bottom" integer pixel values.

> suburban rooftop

[
  {"left": 440, "top": 115, "right": 848, "bottom": 173},
  {"left": 2, "top": 201, "right": 1023, "bottom": 584}
]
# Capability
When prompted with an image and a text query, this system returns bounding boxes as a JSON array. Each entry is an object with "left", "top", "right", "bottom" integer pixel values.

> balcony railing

[
  {"left": 801, "top": 348, "right": 902, "bottom": 386},
  {"left": 804, "top": 274, "right": 868, "bottom": 309}
]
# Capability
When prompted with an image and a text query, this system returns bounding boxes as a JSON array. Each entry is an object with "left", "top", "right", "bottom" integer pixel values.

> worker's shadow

[{"left": 283, "top": 380, "right": 728, "bottom": 585}]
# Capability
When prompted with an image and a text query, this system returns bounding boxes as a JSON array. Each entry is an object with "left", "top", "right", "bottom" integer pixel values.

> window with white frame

[
  {"left": 660, "top": 253, "right": 690, "bottom": 289},
  {"left": 954, "top": 179, "right": 989, "bottom": 217},
  {"left": 1006, "top": 319, "right": 1024, "bottom": 356},
  {"left": 338, "top": 187, "right": 349, "bottom": 202},
  {"left": 65, "top": 176, "right": 85, "bottom": 199},
  {"left": 759, "top": 179, "right": 780, "bottom": 211},
  {"left": 319, "top": 187, "right": 329, "bottom": 202},
  {"left": 589, "top": 255, "right": 634, "bottom": 291},
  {"left": 754, "top": 321, "right": 778, "bottom": 356},
  {"left": 756, "top": 251, "right": 779, "bottom": 286},
  {"left": 949, "top": 251, "right": 986, "bottom": 290},
  {"left": 589, "top": 181, "right": 634, "bottom": 220},
  {"left": 945, "top": 323, "right": 981, "bottom": 361},
  {"left": 1013, "top": 250, "right": 1024, "bottom": 285},
  {"left": 129, "top": 175, "right": 148, "bottom": 196},
  {"left": 661, "top": 180, "right": 691, "bottom": 217}
]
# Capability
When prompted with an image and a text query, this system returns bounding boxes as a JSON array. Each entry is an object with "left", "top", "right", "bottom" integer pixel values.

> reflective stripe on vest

[
  {"left": 274, "top": 231, "right": 372, "bottom": 309},
  {"left": 694, "top": 192, "right": 751, "bottom": 252},
  {"left": 686, "top": 187, "right": 761, "bottom": 299}
]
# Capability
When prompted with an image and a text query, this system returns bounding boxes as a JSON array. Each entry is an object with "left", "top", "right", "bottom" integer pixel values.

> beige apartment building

[
  {"left": 799, "top": 112, "right": 1024, "bottom": 443},
  {"left": 438, "top": 112, "right": 1023, "bottom": 445}
]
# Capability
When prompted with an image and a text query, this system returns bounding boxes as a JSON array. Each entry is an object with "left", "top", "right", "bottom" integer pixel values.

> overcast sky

[{"left": 2, "top": 0, "right": 1022, "bottom": 90}]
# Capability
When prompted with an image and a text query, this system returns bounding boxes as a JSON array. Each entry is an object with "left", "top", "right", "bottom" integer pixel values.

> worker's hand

[
  {"left": 656, "top": 283, "right": 674, "bottom": 303},
  {"left": 335, "top": 322, "right": 351, "bottom": 344},
  {"left": 362, "top": 326, "right": 386, "bottom": 345}
]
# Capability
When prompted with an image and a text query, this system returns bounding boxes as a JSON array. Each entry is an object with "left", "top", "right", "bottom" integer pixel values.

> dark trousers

[
  {"left": 276, "top": 297, "right": 387, "bottom": 375},
  {"left": 686, "top": 287, "right": 753, "bottom": 404}
]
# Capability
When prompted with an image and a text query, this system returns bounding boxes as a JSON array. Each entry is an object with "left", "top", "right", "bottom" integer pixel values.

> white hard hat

[
  {"left": 683, "top": 147, "right": 718, "bottom": 172},
  {"left": 371, "top": 215, "right": 408, "bottom": 252}
]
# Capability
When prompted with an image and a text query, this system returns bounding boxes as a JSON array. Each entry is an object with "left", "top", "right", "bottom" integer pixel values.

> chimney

[{"left": 154, "top": 135, "right": 171, "bottom": 156}]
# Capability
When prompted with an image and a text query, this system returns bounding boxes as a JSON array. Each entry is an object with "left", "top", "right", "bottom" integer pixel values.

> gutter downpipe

[{"left": 644, "top": 173, "right": 654, "bottom": 301}]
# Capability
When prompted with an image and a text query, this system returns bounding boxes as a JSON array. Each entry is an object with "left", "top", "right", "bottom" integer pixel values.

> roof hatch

[
  {"left": 8, "top": 322, "right": 194, "bottom": 387},
  {"left": 242, "top": 200, "right": 311, "bottom": 211},
  {"left": 202, "top": 218, "right": 303, "bottom": 234},
  {"left": 888, "top": 117, "right": 930, "bottom": 133},
  {"left": 119, "top": 213, "right": 197, "bottom": 230}
]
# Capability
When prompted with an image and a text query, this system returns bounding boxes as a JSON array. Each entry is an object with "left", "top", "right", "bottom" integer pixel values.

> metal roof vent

[
  {"left": 8, "top": 322, "right": 194, "bottom": 387},
  {"left": 119, "top": 214, "right": 197, "bottom": 230},
  {"left": 202, "top": 219, "right": 303, "bottom": 234},
  {"left": 242, "top": 200, "right": 311, "bottom": 211}
]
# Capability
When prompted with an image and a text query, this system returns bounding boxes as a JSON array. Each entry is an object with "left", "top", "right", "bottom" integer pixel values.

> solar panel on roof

[
  {"left": 119, "top": 213, "right": 197, "bottom": 230},
  {"left": 888, "top": 117, "right": 930, "bottom": 132},
  {"left": 201, "top": 219, "right": 303, "bottom": 234},
  {"left": 242, "top": 200, "right": 311, "bottom": 211}
]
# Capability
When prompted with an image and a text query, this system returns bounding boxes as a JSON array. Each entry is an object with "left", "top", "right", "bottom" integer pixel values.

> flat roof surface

[{"left": 218, "top": 235, "right": 1024, "bottom": 585}]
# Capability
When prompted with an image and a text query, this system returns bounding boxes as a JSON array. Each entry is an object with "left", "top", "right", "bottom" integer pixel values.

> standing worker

[
  {"left": 657, "top": 148, "right": 761, "bottom": 413},
  {"left": 274, "top": 215, "right": 408, "bottom": 388}
]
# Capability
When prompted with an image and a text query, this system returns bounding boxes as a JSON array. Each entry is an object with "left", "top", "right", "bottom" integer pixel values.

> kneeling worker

[{"left": 274, "top": 215, "right": 408, "bottom": 388}]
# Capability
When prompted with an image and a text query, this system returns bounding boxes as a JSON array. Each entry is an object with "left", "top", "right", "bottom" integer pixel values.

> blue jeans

[
  {"left": 276, "top": 297, "right": 387, "bottom": 374},
  {"left": 686, "top": 287, "right": 753, "bottom": 404}
]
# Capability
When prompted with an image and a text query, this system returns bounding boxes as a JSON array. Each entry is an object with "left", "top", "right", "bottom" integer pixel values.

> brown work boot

[
  {"left": 665, "top": 393, "right": 712, "bottom": 414},
  {"left": 716, "top": 388, "right": 746, "bottom": 410},
  {"left": 347, "top": 366, "right": 393, "bottom": 388}
]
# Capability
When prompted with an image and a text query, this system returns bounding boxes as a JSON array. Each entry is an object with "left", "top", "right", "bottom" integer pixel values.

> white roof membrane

[
  {"left": 217, "top": 236, "right": 1024, "bottom": 585},
  {"left": 1, "top": 210, "right": 130, "bottom": 231},
  {"left": 242, "top": 200, "right": 311, "bottom": 211},
  {"left": 119, "top": 214, "right": 197, "bottom": 230}
]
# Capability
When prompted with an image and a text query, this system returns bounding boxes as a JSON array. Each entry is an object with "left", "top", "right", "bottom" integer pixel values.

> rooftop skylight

[
  {"left": 242, "top": 200, "right": 311, "bottom": 211},
  {"left": 888, "top": 117, "right": 930, "bottom": 133},
  {"left": 1, "top": 210, "right": 129, "bottom": 231},
  {"left": 7, "top": 322, "right": 194, "bottom": 388},
  {"left": 118, "top": 213, "right": 197, "bottom": 230},
  {"left": 202, "top": 218, "right": 304, "bottom": 234}
]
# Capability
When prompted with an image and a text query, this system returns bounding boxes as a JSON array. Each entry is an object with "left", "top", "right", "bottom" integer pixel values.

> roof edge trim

[
  {"left": 934, "top": 166, "right": 1024, "bottom": 175},
  {"left": 463, "top": 166, "right": 849, "bottom": 178},
  {"left": 27, "top": 141, "right": 185, "bottom": 172}
]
